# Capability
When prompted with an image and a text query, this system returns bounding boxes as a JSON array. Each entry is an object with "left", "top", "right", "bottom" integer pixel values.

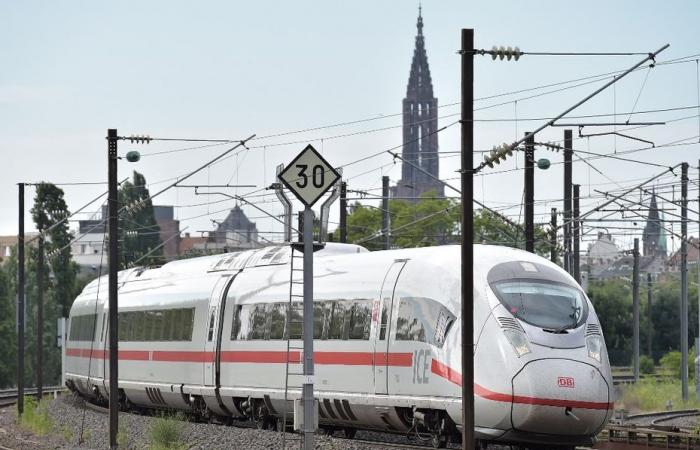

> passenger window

[
  {"left": 269, "top": 303, "right": 286, "bottom": 339},
  {"left": 248, "top": 304, "right": 268, "bottom": 340},
  {"left": 328, "top": 301, "right": 348, "bottom": 340},
  {"left": 286, "top": 303, "right": 303, "bottom": 340},
  {"left": 69, "top": 314, "right": 97, "bottom": 341},
  {"left": 313, "top": 302, "right": 328, "bottom": 339},
  {"left": 117, "top": 308, "right": 195, "bottom": 342},
  {"left": 379, "top": 300, "right": 389, "bottom": 340},
  {"left": 434, "top": 309, "right": 455, "bottom": 347},
  {"left": 133, "top": 311, "right": 145, "bottom": 341},
  {"left": 165, "top": 309, "right": 178, "bottom": 341},
  {"left": 153, "top": 310, "right": 166, "bottom": 341},
  {"left": 395, "top": 297, "right": 455, "bottom": 348},
  {"left": 348, "top": 300, "right": 371, "bottom": 340},
  {"left": 231, "top": 305, "right": 243, "bottom": 340}
]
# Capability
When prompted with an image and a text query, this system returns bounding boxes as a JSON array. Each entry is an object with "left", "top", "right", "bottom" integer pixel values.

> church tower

[
  {"left": 391, "top": 7, "right": 444, "bottom": 201},
  {"left": 643, "top": 191, "right": 667, "bottom": 257}
]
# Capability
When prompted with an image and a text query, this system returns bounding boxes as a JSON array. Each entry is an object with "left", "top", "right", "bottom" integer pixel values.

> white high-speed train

[{"left": 65, "top": 243, "right": 613, "bottom": 448}]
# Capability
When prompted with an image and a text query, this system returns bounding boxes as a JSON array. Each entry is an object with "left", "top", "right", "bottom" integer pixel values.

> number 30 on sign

[{"left": 278, "top": 144, "right": 341, "bottom": 208}]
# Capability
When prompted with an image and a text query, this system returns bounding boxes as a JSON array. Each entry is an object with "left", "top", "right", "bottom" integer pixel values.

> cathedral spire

[
  {"left": 391, "top": 7, "right": 444, "bottom": 201},
  {"left": 417, "top": 4, "right": 423, "bottom": 35},
  {"left": 643, "top": 190, "right": 666, "bottom": 257}
]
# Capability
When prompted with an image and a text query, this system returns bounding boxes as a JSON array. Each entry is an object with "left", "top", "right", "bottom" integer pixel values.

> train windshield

[{"left": 492, "top": 280, "right": 588, "bottom": 331}]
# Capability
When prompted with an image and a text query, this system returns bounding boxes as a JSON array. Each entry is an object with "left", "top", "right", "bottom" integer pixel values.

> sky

[{"left": 1, "top": 0, "right": 699, "bottom": 253}]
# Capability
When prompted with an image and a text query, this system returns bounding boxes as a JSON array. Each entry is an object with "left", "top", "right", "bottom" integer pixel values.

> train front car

[{"left": 472, "top": 245, "right": 613, "bottom": 448}]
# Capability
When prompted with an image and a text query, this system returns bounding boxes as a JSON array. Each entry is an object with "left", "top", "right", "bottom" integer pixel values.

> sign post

[{"left": 279, "top": 144, "right": 340, "bottom": 450}]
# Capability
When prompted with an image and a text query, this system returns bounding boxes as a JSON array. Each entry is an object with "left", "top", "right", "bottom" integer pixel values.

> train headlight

[
  {"left": 503, "top": 329, "right": 531, "bottom": 357},
  {"left": 587, "top": 335, "right": 603, "bottom": 363}
]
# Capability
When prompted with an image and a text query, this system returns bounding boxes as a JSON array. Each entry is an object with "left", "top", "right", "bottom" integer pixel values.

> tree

[
  {"left": 390, "top": 193, "right": 460, "bottom": 248},
  {"left": 31, "top": 183, "right": 78, "bottom": 318},
  {"left": 346, "top": 201, "right": 382, "bottom": 250},
  {"left": 587, "top": 279, "right": 633, "bottom": 365},
  {"left": 27, "top": 183, "right": 80, "bottom": 387},
  {"left": 0, "top": 262, "right": 16, "bottom": 388},
  {"left": 344, "top": 193, "right": 552, "bottom": 257},
  {"left": 474, "top": 209, "right": 554, "bottom": 259},
  {"left": 118, "top": 171, "right": 163, "bottom": 268}
]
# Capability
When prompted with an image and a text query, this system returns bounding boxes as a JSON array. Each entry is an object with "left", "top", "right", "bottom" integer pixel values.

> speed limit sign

[{"left": 278, "top": 144, "right": 341, "bottom": 207}]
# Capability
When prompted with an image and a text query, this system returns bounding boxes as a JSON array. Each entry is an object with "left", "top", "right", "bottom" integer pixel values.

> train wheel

[
  {"left": 343, "top": 427, "right": 357, "bottom": 439},
  {"left": 431, "top": 432, "right": 447, "bottom": 448},
  {"left": 252, "top": 401, "right": 276, "bottom": 430}
]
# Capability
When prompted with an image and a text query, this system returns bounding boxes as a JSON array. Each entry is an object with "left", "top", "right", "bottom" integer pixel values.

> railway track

[
  {"left": 0, "top": 386, "right": 66, "bottom": 408},
  {"left": 53, "top": 395, "right": 700, "bottom": 449},
  {"left": 76, "top": 397, "right": 456, "bottom": 449}
]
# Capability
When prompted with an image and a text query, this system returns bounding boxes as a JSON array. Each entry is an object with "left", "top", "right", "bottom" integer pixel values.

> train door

[
  {"left": 203, "top": 274, "right": 235, "bottom": 386},
  {"left": 373, "top": 259, "right": 407, "bottom": 395}
]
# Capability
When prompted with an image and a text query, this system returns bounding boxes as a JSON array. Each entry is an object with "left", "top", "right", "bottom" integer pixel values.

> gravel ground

[
  {"left": 19, "top": 395, "right": 459, "bottom": 449},
  {"left": 0, "top": 402, "right": 66, "bottom": 450}
]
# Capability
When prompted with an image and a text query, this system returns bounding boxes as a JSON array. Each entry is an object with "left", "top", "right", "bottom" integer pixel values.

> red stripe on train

[
  {"left": 66, "top": 349, "right": 413, "bottom": 366},
  {"left": 431, "top": 359, "right": 613, "bottom": 411}
]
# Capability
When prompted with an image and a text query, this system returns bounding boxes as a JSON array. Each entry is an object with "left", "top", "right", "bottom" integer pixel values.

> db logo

[{"left": 557, "top": 377, "right": 575, "bottom": 388}]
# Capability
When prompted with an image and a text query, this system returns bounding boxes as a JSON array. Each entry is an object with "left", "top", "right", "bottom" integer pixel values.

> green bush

[
  {"left": 149, "top": 413, "right": 186, "bottom": 450},
  {"left": 639, "top": 355, "right": 655, "bottom": 374},
  {"left": 18, "top": 396, "right": 53, "bottom": 436},
  {"left": 660, "top": 349, "right": 696, "bottom": 379}
]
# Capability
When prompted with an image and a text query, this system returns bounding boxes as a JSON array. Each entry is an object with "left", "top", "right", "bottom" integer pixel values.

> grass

[
  {"left": 618, "top": 379, "right": 700, "bottom": 412},
  {"left": 148, "top": 412, "right": 187, "bottom": 450},
  {"left": 17, "top": 396, "right": 53, "bottom": 436},
  {"left": 117, "top": 425, "right": 128, "bottom": 448}
]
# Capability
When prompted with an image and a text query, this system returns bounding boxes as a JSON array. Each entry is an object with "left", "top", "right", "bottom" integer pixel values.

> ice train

[{"left": 65, "top": 243, "right": 613, "bottom": 448}]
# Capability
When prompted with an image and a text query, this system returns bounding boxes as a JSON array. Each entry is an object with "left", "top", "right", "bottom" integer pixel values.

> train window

[
  {"left": 395, "top": 297, "right": 455, "bottom": 348},
  {"left": 491, "top": 280, "right": 588, "bottom": 331},
  {"left": 327, "top": 301, "right": 348, "bottom": 340},
  {"left": 269, "top": 303, "right": 286, "bottom": 339},
  {"left": 100, "top": 313, "right": 106, "bottom": 341},
  {"left": 286, "top": 303, "right": 303, "bottom": 340},
  {"left": 118, "top": 308, "right": 195, "bottom": 341},
  {"left": 166, "top": 309, "right": 179, "bottom": 341},
  {"left": 313, "top": 302, "right": 328, "bottom": 339},
  {"left": 434, "top": 309, "right": 455, "bottom": 347},
  {"left": 207, "top": 310, "right": 216, "bottom": 341},
  {"left": 231, "top": 305, "right": 254, "bottom": 340},
  {"left": 379, "top": 299, "right": 389, "bottom": 340},
  {"left": 69, "top": 314, "right": 97, "bottom": 341},
  {"left": 153, "top": 310, "right": 167, "bottom": 341},
  {"left": 348, "top": 300, "right": 371, "bottom": 340},
  {"left": 248, "top": 304, "right": 268, "bottom": 340},
  {"left": 230, "top": 305, "right": 242, "bottom": 340},
  {"left": 180, "top": 308, "right": 195, "bottom": 340}
]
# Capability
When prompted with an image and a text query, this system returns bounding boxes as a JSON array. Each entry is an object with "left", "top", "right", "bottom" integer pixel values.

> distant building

[
  {"left": 391, "top": 7, "right": 444, "bottom": 201},
  {"left": 584, "top": 194, "right": 670, "bottom": 283},
  {"left": 0, "top": 233, "right": 39, "bottom": 265},
  {"left": 583, "top": 232, "right": 622, "bottom": 281},
  {"left": 210, "top": 205, "right": 262, "bottom": 252},
  {"left": 72, "top": 205, "right": 180, "bottom": 273},
  {"left": 153, "top": 206, "right": 180, "bottom": 261},
  {"left": 668, "top": 236, "right": 699, "bottom": 272},
  {"left": 595, "top": 254, "right": 668, "bottom": 281},
  {"left": 71, "top": 218, "right": 107, "bottom": 275},
  {"left": 643, "top": 192, "right": 667, "bottom": 258},
  {"left": 178, "top": 232, "right": 209, "bottom": 256}
]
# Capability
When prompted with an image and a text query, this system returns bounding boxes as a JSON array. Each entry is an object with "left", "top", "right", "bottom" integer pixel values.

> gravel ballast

[{"left": 35, "top": 395, "right": 459, "bottom": 449}]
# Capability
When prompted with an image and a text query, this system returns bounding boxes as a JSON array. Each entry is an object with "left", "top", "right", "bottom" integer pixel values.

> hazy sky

[{"left": 2, "top": 1, "right": 699, "bottom": 252}]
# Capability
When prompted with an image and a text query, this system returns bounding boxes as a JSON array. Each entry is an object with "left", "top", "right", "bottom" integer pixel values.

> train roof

[{"left": 74, "top": 243, "right": 574, "bottom": 308}]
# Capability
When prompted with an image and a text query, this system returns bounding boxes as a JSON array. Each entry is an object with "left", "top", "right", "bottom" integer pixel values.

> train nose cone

[{"left": 511, "top": 359, "right": 611, "bottom": 436}]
